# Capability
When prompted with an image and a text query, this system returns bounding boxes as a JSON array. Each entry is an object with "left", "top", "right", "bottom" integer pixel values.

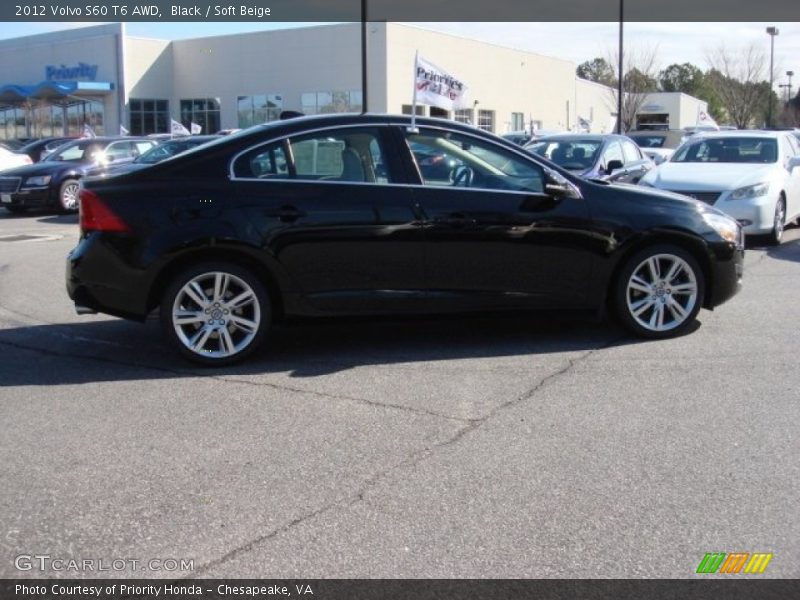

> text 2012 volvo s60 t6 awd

[{"left": 67, "top": 114, "right": 744, "bottom": 365}]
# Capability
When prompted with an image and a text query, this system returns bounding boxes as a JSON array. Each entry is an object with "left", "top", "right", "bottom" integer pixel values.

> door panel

[
  {"left": 232, "top": 127, "right": 425, "bottom": 314},
  {"left": 403, "top": 127, "right": 596, "bottom": 310}
]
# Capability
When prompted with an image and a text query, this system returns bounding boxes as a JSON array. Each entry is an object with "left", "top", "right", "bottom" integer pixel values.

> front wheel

[
  {"left": 767, "top": 197, "right": 785, "bottom": 246},
  {"left": 58, "top": 179, "right": 80, "bottom": 213},
  {"left": 613, "top": 245, "right": 705, "bottom": 339},
  {"left": 160, "top": 262, "right": 271, "bottom": 366}
]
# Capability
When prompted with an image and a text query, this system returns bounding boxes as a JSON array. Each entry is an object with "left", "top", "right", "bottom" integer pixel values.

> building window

[
  {"left": 402, "top": 105, "right": 426, "bottom": 116},
  {"left": 453, "top": 109, "right": 472, "bottom": 125},
  {"left": 129, "top": 99, "right": 168, "bottom": 135},
  {"left": 511, "top": 112, "right": 524, "bottom": 131},
  {"left": 478, "top": 110, "right": 495, "bottom": 133},
  {"left": 301, "top": 91, "right": 363, "bottom": 115},
  {"left": 237, "top": 94, "right": 283, "bottom": 128},
  {"left": 180, "top": 98, "right": 221, "bottom": 135}
]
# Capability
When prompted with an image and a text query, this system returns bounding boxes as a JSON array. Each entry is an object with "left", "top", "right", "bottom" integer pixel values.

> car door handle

[
  {"left": 434, "top": 212, "right": 477, "bottom": 228},
  {"left": 269, "top": 205, "right": 306, "bottom": 222}
]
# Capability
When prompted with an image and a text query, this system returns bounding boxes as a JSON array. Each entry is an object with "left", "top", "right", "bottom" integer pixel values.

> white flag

[
  {"left": 190, "top": 122, "right": 202, "bottom": 134},
  {"left": 697, "top": 109, "right": 719, "bottom": 130},
  {"left": 120, "top": 125, "right": 129, "bottom": 136},
  {"left": 171, "top": 119, "right": 190, "bottom": 136},
  {"left": 82, "top": 124, "right": 96, "bottom": 138},
  {"left": 414, "top": 54, "right": 469, "bottom": 111}
]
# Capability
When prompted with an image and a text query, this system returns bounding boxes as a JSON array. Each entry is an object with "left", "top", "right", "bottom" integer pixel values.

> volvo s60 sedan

[
  {"left": 67, "top": 114, "right": 744, "bottom": 365},
  {"left": 639, "top": 131, "right": 800, "bottom": 244}
]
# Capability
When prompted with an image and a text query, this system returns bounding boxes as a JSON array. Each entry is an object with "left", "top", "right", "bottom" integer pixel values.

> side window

[
  {"left": 135, "top": 142, "right": 155, "bottom": 155},
  {"left": 601, "top": 142, "right": 624, "bottom": 168},
  {"left": 622, "top": 140, "right": 642, "bottom": 164},
  {"left": 234, "top": 140, "right": 289, "bottom": 178},
  {"left": 407, "top": 129, "right": 544, "bottom": 194},
  {"left": 105, "top": 142, "right": 134, "bottom": 160},
  {"left": 232, "top": 128, "right": 391, "bottom": 184}
]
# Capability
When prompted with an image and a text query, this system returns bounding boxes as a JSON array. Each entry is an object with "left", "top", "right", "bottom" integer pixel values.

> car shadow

[
  {"left": 36, "top": 214, "right": 78, "bottom": 225},
  {"left": 747, "top": 222, "right": 800, "bottom": 262},
  {"left": 0, "top": 312, "right": 651, "bottom": 386}
]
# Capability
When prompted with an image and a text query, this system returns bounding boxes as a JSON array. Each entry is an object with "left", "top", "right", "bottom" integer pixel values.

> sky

[{"left": 0, "top": 21, "right": 797, "bottom": 92}]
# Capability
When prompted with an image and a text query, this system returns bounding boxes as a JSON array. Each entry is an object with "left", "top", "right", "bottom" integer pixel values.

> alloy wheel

[
  {"left": 60, "top": 180, "right": 80, "bottom": 212},
  {"left": 171, "top": 271, "right": 261, "bottom": 359},
  {"left": 625, "top": 253, "right": 699, "bottom": 332}
]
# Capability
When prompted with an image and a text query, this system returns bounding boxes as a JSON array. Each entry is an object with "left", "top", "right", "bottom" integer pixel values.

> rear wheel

[
  {"left": 58, "top": 179, "right": 80, "bottom": 213},
  {"left": 160, "top": 262, "right": 271, "bottom": 366},
  {"left": 767, "top": 196, "right": 785, "bottom": 246},
  {"left": 613, "top": 245, "right": 705, "bottom": 339}
]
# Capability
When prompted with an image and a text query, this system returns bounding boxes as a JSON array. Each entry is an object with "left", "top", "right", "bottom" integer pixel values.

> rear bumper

[{"left": 66, "top": 233, "right": 151, "bottom": 321}]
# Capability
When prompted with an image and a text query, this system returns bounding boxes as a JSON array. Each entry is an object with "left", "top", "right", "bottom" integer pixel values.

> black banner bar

[
  {"left": 0, "top": 0, "right": 799, "bottom": 22},
  {"left": 3, "top": 579, "right": 800, "bottom": 600}
]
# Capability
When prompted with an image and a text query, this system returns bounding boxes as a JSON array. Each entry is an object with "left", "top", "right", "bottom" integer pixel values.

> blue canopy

[{"left": 0, "top": 80, "right": 113, "bottom": 105}]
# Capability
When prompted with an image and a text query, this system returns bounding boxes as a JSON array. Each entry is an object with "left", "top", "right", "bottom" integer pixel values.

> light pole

[
  {"left": 617, "top": 0, "right": 624, "bottom": 134},
  {"left": 766, "top": 26, "right": 779, "bottom": 127},
  {"left": 781, "top": 70, "right": 795, "bottom": 103}
]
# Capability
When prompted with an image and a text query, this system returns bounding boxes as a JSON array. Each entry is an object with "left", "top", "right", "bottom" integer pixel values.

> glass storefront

[
  {"left": 0, "top": 99, "right": 104, "bottom": 140},
  {"left": 180, "top": 98, "right": 221, "bottom": 135},
  {"left": 237, "top": 94, "right": 283, "bottom": 128},
  {"left": 129, "top": 99, "right": 169, "bottom": 135}
]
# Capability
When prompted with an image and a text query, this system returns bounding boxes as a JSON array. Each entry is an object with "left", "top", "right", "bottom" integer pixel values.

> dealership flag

[
  {"left": 81, "top": 124, "right": 96, "bottom": 138},
  {"left": 119, "top": 125, "right": 129, "bottom": 136},
  {"left": 697, "top": 109, "right": 719, "bottom": 130},
  {"left": 412, "top": 52, "right": 469, "bottom": 129},
  {"left": 171, "top": 119, "right": 190, "bottom": 136},
  {"left": 190, "top": 122, "right": 202, "bottom": 134}
]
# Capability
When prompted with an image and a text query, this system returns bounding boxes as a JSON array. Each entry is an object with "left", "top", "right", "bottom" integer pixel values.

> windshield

[
  {"left": 527, "top": 139, "right": 601, "bottom": 171},
  {"left": 672, "top": 137, "right": 778, "bottom": 164},
  {"left": 44, "top": 140, "right": 105, "bottom": 163}
]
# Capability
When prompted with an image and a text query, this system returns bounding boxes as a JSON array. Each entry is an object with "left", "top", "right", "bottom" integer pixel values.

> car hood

[
  {"left": 0, "top": 161, "right": 79, "bottom": 178},
  {"left": 598, "top": 180, "right": 716, "bottom": 213},
  {"left": 85, "top": 163, "right": 150, "bottom": 177},
  {"left": 643, "top": 162, "right": 777, "bottom": 191}
]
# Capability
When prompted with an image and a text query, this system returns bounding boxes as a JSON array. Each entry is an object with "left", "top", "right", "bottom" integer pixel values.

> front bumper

[
  {"left": 714, "top": 195, "right": 776, "bottom": 235},
  {"left": 707, "top": 237, "right": 744, "bottom": 309},
  {"left": 1, "top": 186, "right": 53, "bottom": 208}
]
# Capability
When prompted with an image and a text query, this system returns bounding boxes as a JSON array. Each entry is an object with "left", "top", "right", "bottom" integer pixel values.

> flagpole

[{"left": 410, "top": 50, "right": 419, "bottom": 133}]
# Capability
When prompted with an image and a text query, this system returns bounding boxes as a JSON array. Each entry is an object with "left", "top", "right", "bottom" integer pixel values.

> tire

[
  {"left": 160, "top": 262, "right": 271, "bottom": 366},
  {"left": 612, "top": 244, "right": 705, "bottom": 339},
  {"left": 767, "top": 196, "right": 785, "bottom": 246},
  {"left": 58, "top": 179, "right": 80, "bottom": 213}
]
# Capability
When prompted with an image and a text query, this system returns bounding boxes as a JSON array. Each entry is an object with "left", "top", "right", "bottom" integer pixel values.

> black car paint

[{"left": 67, "top": 115, "right": 743, "bottom": 324}]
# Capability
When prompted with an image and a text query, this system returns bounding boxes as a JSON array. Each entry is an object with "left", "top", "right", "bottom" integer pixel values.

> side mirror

[
  {"left": 606, "top": 159, "right": 624, "bottom": 174},
  {"left": 544, "top": 168, "right": 581, "bottom": 199}
]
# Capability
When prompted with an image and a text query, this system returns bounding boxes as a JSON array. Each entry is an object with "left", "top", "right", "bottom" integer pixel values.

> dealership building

[{"left": 0, "top": 22, "right": 706, "bottom": 139}]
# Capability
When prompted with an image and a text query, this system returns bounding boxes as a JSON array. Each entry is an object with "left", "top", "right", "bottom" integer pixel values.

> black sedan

[
  {"left": 0, "top": 136, "right": 156, "bottom": 213},
  {"left": 16, "top": 136, "right": 77, "bottom": 163},
  {"left": 525, "top": 133, "right": 655, "bottom": 184},
  {"left": 67, "top": 114, "right": 744, "bottom": 365}
]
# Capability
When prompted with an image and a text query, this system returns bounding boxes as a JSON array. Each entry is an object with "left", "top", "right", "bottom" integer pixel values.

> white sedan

[
  {"left": 640, "top": 131, "right": 800, "bottom": 244},
  {"left": 0, "top": 145, "right": 32, "bottom": 173}
]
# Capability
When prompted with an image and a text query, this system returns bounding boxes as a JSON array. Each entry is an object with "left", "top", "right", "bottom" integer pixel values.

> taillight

[{"left": 79, "top": 188, "right": 130, "bottom": 233}]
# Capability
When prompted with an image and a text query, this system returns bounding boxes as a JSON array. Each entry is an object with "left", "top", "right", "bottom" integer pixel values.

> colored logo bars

[{"left": 696, "top": 552, "right": 773, "bottom": 574}]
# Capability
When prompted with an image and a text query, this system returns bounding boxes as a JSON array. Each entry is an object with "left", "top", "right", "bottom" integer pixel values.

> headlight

[
  {"left": 703, "top": 212, "right": 739, "bottom": 243},
  {"left": 729, "top": 182, "right": 769, "bottom": 200},
  {"left": 24, "top": 175, "right": 51, "bottom": 187}
]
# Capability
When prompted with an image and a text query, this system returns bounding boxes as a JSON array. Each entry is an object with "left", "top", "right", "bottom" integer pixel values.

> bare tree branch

[
  {"left": 606, "top": 45, "right": 660, "bottom": 132},
  {"left": 705, "top": 43, "right": 768, "bottom": 128}
]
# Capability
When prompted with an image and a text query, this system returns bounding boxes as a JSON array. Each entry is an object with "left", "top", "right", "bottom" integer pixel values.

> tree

[
  {"left": 659, "top": 63, "right": 704, "bottom": 95},
  {"left": 781, "top": 91, "right": 800, "bottom": 127},
  {"left": 705, "top": 44, "right": 769, "bottom": 129},
  {"left": 576, "top": 57, "right": 616, "bottom": 87},
  {"left": 606, "top": 46, "right": 659, "bottom": 132}
]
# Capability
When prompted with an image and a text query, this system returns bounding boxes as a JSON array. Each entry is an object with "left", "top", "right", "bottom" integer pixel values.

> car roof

[
  {"left": 531, "top": 133, "right": 622, "bottom": 141},
  {"left": 686, "top": 130, "right": 785, "bottom": 140}
]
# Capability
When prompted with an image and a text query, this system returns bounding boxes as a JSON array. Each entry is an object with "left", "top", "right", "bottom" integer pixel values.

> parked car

[
  {"left": 502, "top": 131, "right": 533, "bottom": 146},
  {"left": 639, "top": 131, "right": 800, "bottom": 244},
  {"left": 67, "top": 114, "right": 743, "bottom": 365},
  {"left": 0, "top": 137, "right": 157, "bottom": 213},
  {"left": 0, "top": 145, "right": 32, "bottom": 173},
  {"left": 87, "top": 135, "right": 222, "bottom": 177},
  {"left": 525, "top": 133, "right": 655, "bottom": 184},
  {"left": 627, "top": 130, "right": 687, "bottom": 165},
  {"left": 16, "top": 136, "right": 77, "bottom": 163}
]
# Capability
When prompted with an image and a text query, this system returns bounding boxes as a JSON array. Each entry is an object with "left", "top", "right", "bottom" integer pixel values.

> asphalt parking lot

[{"left": 1, "top": 209, "right": 798, "bottom": 579}]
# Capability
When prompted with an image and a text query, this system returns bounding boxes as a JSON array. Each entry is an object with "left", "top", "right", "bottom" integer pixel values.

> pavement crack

[
  {"left": 185, "top": 336, "right": 621, "bottom": 573},
  {"left": 0, "top": 337, "right": 470, "bottom": 424}
]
